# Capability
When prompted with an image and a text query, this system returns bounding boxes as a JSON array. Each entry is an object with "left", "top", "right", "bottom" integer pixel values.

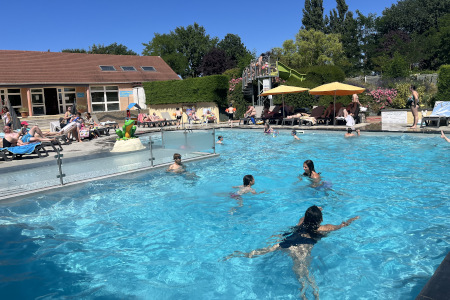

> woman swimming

[{"left": 225, "top": 205, "right": 359, "bottom": 298}]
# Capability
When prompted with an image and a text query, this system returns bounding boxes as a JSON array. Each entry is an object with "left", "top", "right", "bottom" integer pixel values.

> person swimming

[
  {"left": 167, "top": 153, "right": 185, "bottom": 173},
  {"left": 292, "top": 130, "right": 300, "bottom": 140},
  {"left": 225, "top": 205, "right": 359, "bottom": 298},
  {"left": 231, "top": 174, "right": 264, "bottom": 196}
]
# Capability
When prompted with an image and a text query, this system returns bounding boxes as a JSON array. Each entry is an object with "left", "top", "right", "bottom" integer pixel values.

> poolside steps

[{"left": 20, "top": 115, "right": 64, "bottom": 131}]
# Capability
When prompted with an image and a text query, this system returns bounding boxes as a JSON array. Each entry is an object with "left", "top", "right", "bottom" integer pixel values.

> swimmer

[
  {"left": 217, "top": 136, "right": 224, "bottom": 144},
  {"left": 232, "top": 175, "right": 264, "bottom": 196},
  {"left": 264, "top": 123, "right": 273, "bottom": 134},
  {"left": 167, "top": 153, "right": 185, "bottom": 173},
  {"left": 225, "top": 205, "right": 359, "bottom": 298},
  {"left": 302, "top": 160, "right": 320, "bottom": 180},
  {"left": 292, "top": 130, "right": 300, "bottom": 140},
  {"left": 344, "top": 128, "right": 360, "bottom": 138},
  {"left": 441, "top": 130, "right": 450, "bottom": 143}
]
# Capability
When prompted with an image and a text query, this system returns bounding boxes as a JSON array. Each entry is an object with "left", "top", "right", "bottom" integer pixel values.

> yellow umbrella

[
  {"left": 309, "top": 82, "right": 365, "bottom": 125},
  {"left": 259, "top": 85, "right": 309, "bottom": 117}
]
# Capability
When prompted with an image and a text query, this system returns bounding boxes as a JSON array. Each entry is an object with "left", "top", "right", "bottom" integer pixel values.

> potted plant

[{"left": 18, "top": 107, "right": 29, "bottom": 118}]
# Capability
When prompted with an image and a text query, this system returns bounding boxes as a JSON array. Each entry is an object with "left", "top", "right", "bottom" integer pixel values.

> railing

[
  {"left": 242, "top": 56, "right": 279, "bottom": 89},
  {"left": 0, "top": 129, "right": 217, "bottom": 199}
]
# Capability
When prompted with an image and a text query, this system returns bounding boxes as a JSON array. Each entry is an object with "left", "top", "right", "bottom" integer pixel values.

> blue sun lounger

[{"left": 0, "top": 142, "right": 48, "bottom": 160}]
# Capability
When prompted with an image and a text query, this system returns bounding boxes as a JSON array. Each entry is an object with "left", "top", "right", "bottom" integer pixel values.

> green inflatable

[{"left": 115, "top": 119, "right": 136, "bottom": 140}]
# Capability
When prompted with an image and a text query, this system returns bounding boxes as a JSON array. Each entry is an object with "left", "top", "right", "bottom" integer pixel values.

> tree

[
  {"left": 302, "top": 0, "right": 325, "bottom": 31},
  {"left": 217, "top": 34, "right": 250, "bottom": 68},
  {"left": 296, "top": 29, "right": 346, "bottom": 67},
  {"left": 143, "top": 23, "right": 218, "bottom": 78},
  {"left": 356, "top": 10, "right": 378, "bottom": 73},
  {"left": 384, "top": 52, "right": 409, "bottom": 78},
  {"left": 327, "top": 0, "right": 349, "bottom": 34},
  {"left": 61, "top": 43, "right": 137, "bottom": 55},
  {"left": 198, "top": 48, "right": 232, "bottom": 76},
  {"left": 174, "top": 23, "right": 218, "bottom": 78},
  {"left": 142, "top": 33, "right": 188, "bottom": 77}
]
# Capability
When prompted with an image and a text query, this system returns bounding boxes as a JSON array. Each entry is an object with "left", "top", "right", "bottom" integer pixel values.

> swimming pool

[{"left": 0, "top": 130, "right": 448, "bottom": 299}]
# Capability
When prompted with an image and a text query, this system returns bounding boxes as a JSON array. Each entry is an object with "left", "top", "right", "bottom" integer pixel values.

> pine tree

[{"left": 302, "top": 0, "right": 325, "bottom": 31}]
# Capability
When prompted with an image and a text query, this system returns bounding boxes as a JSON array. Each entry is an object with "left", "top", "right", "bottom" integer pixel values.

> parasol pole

[{"left": 333, "top": 90, "right": 337, "bottom": 125}]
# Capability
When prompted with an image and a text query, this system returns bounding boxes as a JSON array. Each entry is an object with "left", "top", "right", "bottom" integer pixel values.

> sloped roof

[{"left": 0, "top": 50, "right": 180, "bottom": 86}]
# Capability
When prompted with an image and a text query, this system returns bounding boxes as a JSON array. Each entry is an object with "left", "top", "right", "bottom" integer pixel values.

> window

[
  {"left": 90, "top": 86, "right": 119, "bottom": 112},
  {"left": 99, "top": 65, "right": 116, "bottom": 71},
  {"left": 141, "top": 66, "right": 156, "bottom": 72},
  {"left": 31, "top": 88, "right": 45, "bottom": 115},
  {"left": 57, "top": 87, "right": 76, "bottom": 113},
  {"left": 5, "top": 89, "right": 22, "bottom": 114},
  {"left": 121, "top": 66, "right": 136, "bottom": 71}
]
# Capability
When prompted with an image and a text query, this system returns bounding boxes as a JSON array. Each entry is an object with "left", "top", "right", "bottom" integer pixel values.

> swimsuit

[
  {"left": 21, "top": 133, "right": 33, "bottom": 143},
  {"left": 279, "top": 227, "right": 323, "bottom": 248}
]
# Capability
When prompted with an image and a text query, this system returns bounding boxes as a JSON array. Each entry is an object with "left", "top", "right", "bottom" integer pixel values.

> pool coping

[{"left": 416, "top": 251, "right": 450, "bottom": 300}]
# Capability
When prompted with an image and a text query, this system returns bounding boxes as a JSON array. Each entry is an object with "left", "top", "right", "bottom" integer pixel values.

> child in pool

[
  {"left": 167, "top": 153, "right": 185, "bottom": 173},
  {"left": 232, "top": 175, "right": 264, "bottom": 196},
  {"left": 217, "top": 136, "right": 224, "bottom": 144},
  {"left": 292, "top": 130, "right": 300, "bottom": 140}
]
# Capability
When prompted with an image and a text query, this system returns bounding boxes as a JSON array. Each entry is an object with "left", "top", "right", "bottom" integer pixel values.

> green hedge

[
  {"left": 437, "top": 65, "right": 450, "bottom": 101},
  {"left": 144, "top": 75, "right": 229, "bottom": 106}
]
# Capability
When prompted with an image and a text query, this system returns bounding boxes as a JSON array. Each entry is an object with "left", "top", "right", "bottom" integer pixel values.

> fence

[{"left": 0, "top": 129, "right": 217, "bottom": 200}]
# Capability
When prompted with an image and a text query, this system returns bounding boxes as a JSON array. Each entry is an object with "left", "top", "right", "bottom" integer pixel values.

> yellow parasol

[
  {"left": 309, "top": 82, "right": 365, "bottom": 125},
  {"left": 259, "top": 85, "right": 309, "bottom": 117}
]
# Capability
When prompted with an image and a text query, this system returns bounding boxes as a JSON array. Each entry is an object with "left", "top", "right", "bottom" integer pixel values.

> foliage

[
  {"left": 302, "top": 0, "right": 325, "bottom": 31},
  {"left": 297, "top": 29, "right": 346, "bottom": 67},
  {"left": 143, "top": 23, "right": 218, "bottom": 78},
  {"left": 392, "top": 83, "right": 424, "bottom": 108},
  {"left": 143, "top": 75, "right": 228, "bottom": 106},
  {"left": 217, "top": 34, "right": 251, "bottom": 68},
  {"left": 222, "top": 68, "right": 241, "bottom": 79},
  {"left": 62, "top": 43, "right": 137, "bottom": 55},
  {"left": 226, "top": 79, "right": 246, "bottom": 119},
  {"left": 436, "top": 65, "right": 450, "bottom": 101},
  {"left": 198, "top": 48, "right": 232, "bottom": 76},
  {"left": 384, "top": 53, "right": 409, "bottom": 78},
  {"left": 302, "top": 65, "right": 346, "bottom": 87}
]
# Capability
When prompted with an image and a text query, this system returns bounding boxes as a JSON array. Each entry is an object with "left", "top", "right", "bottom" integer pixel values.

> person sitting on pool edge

[
  {"left": 264, "top": 123, "right": 273, "bottom": 134},
  {"left": 345, "top": 128, "right": 360, "bottom": 138},
  {"left": 225, "top": 205, "right": 359, "bottom": 298},
  {"left": 167, "top": 153, "right": 185, "bottom": 173},
  {"left": 217, "top": 136, "right": 224, "bottom": 144},
  {"left": 232, "top": 174, "right": 264, "bottom": 196},
  {"left": 292, "top": 130, "right": 300, "bottom": 141}
]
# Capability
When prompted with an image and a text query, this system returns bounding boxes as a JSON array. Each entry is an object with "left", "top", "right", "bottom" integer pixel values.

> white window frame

[
  {"left": 57, "top": 87, "right": 76, "bottom": 114},
  {"left": 90, "top": 85, "right": 120, "bottom": 112},
  {"left": 30, "top": 88, "right": 46, "bottom": 115}
]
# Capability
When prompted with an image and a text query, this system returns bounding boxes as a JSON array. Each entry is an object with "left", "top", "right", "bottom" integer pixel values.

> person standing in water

[{"left": 225, "top": 205, "right": 359, "bottom": 299}]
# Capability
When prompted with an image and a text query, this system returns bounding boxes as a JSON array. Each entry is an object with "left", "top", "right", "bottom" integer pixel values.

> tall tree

[
  {"left": 198, "top": 48, "right": 232, "bottom": 76},
  {"left": 355, "top": 10, "right": 378, "bottom": 73},
  {"left": 61, "top": 43, "right": 137, "bottom": 55},
  {"left": 302, "top": 0, "right": 325, "bottom": 31},
  {"left": 217, "top": 33, "right": 250, "bottom": 67},
  {"left": 328, "top": 0, "right": 349, "bottom": 34},
  {"left": 174, "top": 23, "right": 218, "bottom": 78}
]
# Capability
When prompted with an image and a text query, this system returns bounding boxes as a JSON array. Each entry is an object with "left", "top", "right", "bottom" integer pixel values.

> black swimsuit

[{"left": 279, "top": 226, "right": 323, "bottom": 248}]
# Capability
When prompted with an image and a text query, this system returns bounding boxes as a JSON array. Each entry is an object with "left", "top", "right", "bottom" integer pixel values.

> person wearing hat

[{"left": 20, "top": 121, "right": 59, "bottom": 143}]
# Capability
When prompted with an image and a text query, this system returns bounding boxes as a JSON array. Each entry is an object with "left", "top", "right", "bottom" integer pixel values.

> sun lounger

[
  {"left": 0, "top": 142, "right": 48, "bottom": 160},
  {"left": 160, "top": 112, "right": 177, "bottom": 126},
  {"left": 92, "top": 115, "right": 118, "bottom": 130},
  {"left": 137, "top": 113, "right": 152, "bottom": 128},
  {"left": 300, "top": 106, "right": 325, "bottom": 126},
  {"left": 239, "top": 106, "right": 264, "bottom": 125},
  {"left": 420, "top": 101, "right": 450, "bottom": 128}
]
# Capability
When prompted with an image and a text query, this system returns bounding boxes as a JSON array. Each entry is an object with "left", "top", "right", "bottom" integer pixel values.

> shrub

[
  {"left": 393, "top": 83, "right": 426, "bottom": 109},
  {"left": 144, "top": 75, "right": 229, "bottom": 107},
  {"left": 436, "top": 65, "right": 450, "bottom": 101},
  {"left": 384, "top": 53, "right": 409, "bottom": 79},
  {"left": 365, "top": 88, "right": 398, "bottom": 114}
]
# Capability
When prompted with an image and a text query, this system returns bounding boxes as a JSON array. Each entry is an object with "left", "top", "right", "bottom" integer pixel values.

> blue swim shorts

[{"left": 21, "top": 133, "right": 32, "bottom": 143}]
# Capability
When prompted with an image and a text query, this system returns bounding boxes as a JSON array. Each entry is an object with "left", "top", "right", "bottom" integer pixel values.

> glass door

[
  {"left": 57, "top": 87, "right": 76, "bottom": 113},
  {"left": 31, "top": 88, "right": 46, "bottom": 115}
]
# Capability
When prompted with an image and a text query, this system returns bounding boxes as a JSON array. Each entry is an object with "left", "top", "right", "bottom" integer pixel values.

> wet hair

[
  {"left": 173, "top": 153, "right": 181, "bottom": 160},
  {"left": 292, "top": 130, "right": 297, "bottom": 135},
  {"left": 218, "top": 136, "right": 223, "bottom": 140},
  {"left": 302, "top": 205, "right": 323, "bottom": 233},
  {"left": 303, "top": 159, "right": 315, "bottom": 176},
  {"left": 243, "top": 174, "right": 254, "bottom": 186},
  {"left": 347, "top": 128, "right": 352, "bottom": 133}
]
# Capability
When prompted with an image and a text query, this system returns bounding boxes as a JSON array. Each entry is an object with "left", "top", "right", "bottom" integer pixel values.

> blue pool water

[{"left": 0, "top": 130, "right": 449, "bottom": 299}]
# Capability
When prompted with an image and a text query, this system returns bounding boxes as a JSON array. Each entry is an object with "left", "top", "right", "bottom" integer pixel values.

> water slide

[{"left": 276, "top": 61, "right": 306, "bottom": 82}]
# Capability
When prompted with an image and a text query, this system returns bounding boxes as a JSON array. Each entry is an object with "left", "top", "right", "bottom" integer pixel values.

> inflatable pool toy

[{"left": 115, "top": 119, "right": 136, "bottom": 140}]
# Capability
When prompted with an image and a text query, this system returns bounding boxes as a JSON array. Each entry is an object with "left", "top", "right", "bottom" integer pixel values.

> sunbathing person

[
  {"left": 244, "top": 106, "right": 257, "bottom": 124},
  {"left": 3, "top": 126, "right": 26, "bottom": 146},
  {"left": 167, "top": 153, "right": 185, "bottom": 173},
  {"left": 17, "top": 124, "right": 57, "bottom": 144},
  {"left": 20, "top": 121, "right": 61, "bottom": 138},
  {"left": 151, "top": 112, "right": 166, "bottom": 125},
  {"left": 225, "top": 205, "right": 359, "bottom": 298}
]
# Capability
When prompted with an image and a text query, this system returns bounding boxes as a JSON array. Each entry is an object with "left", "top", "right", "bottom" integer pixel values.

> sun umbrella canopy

[
  {"left": 259, "top": 85, "right": 309, "bottom": 96},
  {"left": 309, "top": 82, "right": 365, "bottom": 96}
]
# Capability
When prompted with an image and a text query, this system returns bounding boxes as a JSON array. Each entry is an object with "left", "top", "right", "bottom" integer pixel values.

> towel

[{"left": 2, "top": 142, "right": 41, "bottom": 154}]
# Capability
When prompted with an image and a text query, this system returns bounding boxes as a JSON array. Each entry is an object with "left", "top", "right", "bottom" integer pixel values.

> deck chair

[
  {"left": 185, "top": 109, "right": 201, "bottom": 127},
  {"left": 420, "top": 101, "right": 450, "bottom": 128},
  {"left": 137, "top": 113, "right": 151, "bottom": 127},
  {"left": 92, "top": 115, "right": 118, "bottom": 130},
  {"left": 0, "top": 141, "right": 48, "bottom": 159},
  {"left": 317, "top": 102, "right": 344, "bottom": 125},
  {"left": 300, "top": 106, "right": 325, "bottom": 126},
  {"left": 160, "top": 112, "right": 177, "bottom": 126},
  {"left": 0, "top": 148, "right": 12, "bottom": 161}
]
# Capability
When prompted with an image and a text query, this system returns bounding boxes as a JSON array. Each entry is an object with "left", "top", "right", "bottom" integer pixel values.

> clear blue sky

[{"left": 1, "top": 0, "right": 397, "bottom": 56}]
